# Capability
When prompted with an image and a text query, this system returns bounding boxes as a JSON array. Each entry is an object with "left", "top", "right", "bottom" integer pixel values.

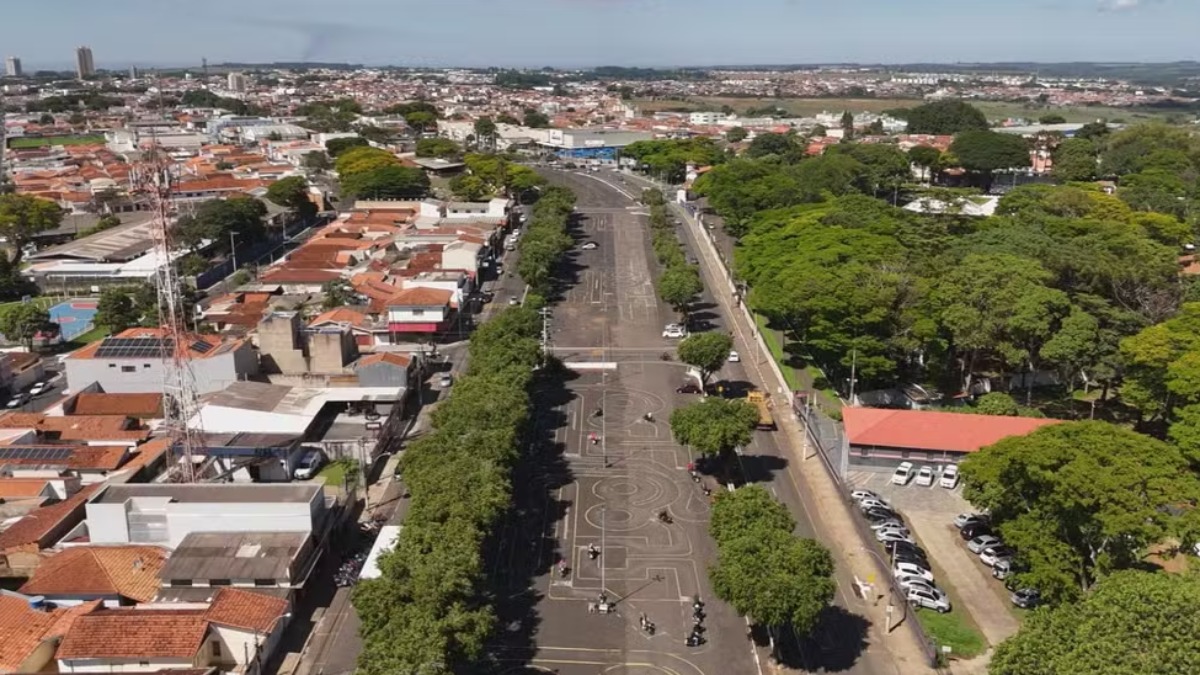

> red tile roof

[
  {"left": 387, "top": 287, "right": 452, "bottom": 308},
  {"left": 0, "top": 594, "right": 63, "bottom": 671},
  {"left": 356, "top": 353, "right": 412, "bottom": 369},
  {"left": 71, "top": 393, "right": 164, "bottom": 418},
  {"left": 204, "top": 588, "right": 288, "bottom": 633},
  {"left": 0, "top": 484, "right": 100, "bottom": 553},
  {"left": 19, "top": 545, "right": 168, "bottom": 603},
  {"left": 56, "top": 608, "right": 210, "bottom": 660},
  {"left": 842, "top": 407, "right": 1062, "bottom": 454}
]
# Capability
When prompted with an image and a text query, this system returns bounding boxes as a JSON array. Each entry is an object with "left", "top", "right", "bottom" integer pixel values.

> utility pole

[
  {"left": 848, "top": 348, "right": 858, "bottom": 404},
  {"left": 539, "top": 308, "right": 551, "bottom": 368}
]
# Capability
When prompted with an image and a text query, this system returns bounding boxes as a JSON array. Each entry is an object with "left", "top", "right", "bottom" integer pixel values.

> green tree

[
  {"left": 949, "top": 130, "right": 1031, "bottom": 185},
  {"left": 522, "top": 110, "right": 550, "bottom": 128},
  {"left": 710, "top": 485, "right": 794, "bottom": 546},
  {"left": 960, "top": 421, "right": 1200, "bottom": 603},
  {"left": 303, "top": 151, "right": 332, "bottom": 173},
  {"left": 403, "top": 110, "right": 437, "bottom": 132},
  {"left": 905, "top": 101, "right": 989, "bottom": 134},
  {"left": 746, "top": 133, "right": 798, "bottom": 159},
  {"left": 473, "top": 116, "right": 497, "bottom": 150},
  {"left": 1118, "top": 169, "right": 1191, "bottom": 218},
  {"left": 669, "top": 397, "right": 759, "bottom": 456},
  {"left": 335, "top": 146, "right": 400, "bottom": 177},
  {"left": 0, "top": 194, "right": 63, "bottom": 264},
  {"left": 76, "top": 214, "right": 122, "bottom": 239},
  {"left": 0, "top": 304, "right": 51, "bottom": 349},
  {"left": 265, "top": 176, "right": 316, "bottom": 219},
  {"left": 495, "top": 113, "right": 519, "bottom": 125},
  {"left": 677, "top": 332, "right": 734, "bottom": 386},
  {"left": 839, "top": 110, "right": 855, "bottom": 139},
  {"left": 1075, "top": 121, "right": 1110, "bottom": 142},
  {"left": 1119, "top": 303, "right": 1200, "bottom": 420},
  {"left": 725, "top": 126, "right": 748, "bottom": 143},
  {"left": 990, "top": 571, "right": 1200, "bottom": 675},
  {"left": 657, "top": 264, "right": 703, "bottom": 316},
  {"left": 341, "top": 165, "right": 431, "bottom": 200},
  {"left": 1038, "top": 113, "right": 1067, "bottom": 125},
  {"left": 1051, "top": 137, "right": 1099, "bottom": 182},
  {"left": 449, "top": 174, "right": 490, "bottom": 201},
  {"left": 1101, "top": 122, "right": 1199, "bottom": 176},
  {"left": 324, "top": 136, "right": 369, "bottom": 157},
  {"left": 907, "top": 145, "right": 942, "bottom": 183},
  {"left": 971, "top": 392, "right": 1022, "bottom": 416},
  {"left": 415, "top": 137, "right": 462, "bottom": 159}
]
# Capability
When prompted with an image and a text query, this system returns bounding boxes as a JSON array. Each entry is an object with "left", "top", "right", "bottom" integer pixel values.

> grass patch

[
  {"left": 318, "top": 458, "right": 359, "bottom": 488},
  {"left": 915, "top": 606, "right": 988, "bottom": 660},
  {"left": 67, "top": 325, "right": 110, "bottom": 347},
  {"left": 0, "top": 297, "right": 56, "bottom": 313},
  {"left": 633, "top": 96, "right": 1177, "bottom": 125},
  {"left": 753, "top": 313, "right": 799, "bottom": 390},
  {"left": 8, "top": 135, "right": 106, "bottom": 149}
]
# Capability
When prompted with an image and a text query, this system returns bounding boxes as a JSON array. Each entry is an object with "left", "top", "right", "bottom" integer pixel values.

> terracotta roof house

[
  {"left": 0, "top": 485, "right": 100, "bottom": 577},
  {"left": 19, "top": 545, "right": 168, "bottom": 605},
  {"left": 0, "top": 594, "right": 99, "bottom": 673},
  {"left": 54, "top": 587, "right": 290, "bottom": 675},
  {"left": 841, "top": 407, "right": 1062, "bottom": 470},
  {"left": 69, "top": 393, "right": 164, "bottom": 418},
  {"left": 384, "top": 287, "right": 455, "bottom": 338}
]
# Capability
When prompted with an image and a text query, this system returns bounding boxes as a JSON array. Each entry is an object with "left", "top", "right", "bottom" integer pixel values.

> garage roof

[{"left": 842, "top": 407, "right": 1062, "bottom": 454}]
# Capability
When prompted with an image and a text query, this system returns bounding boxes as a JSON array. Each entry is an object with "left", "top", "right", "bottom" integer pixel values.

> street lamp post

[{"left": 229, "top": 231, "right": 241, "bottom": 272}]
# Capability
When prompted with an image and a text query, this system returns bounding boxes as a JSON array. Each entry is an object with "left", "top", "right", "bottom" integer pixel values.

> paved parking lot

[{"left": 846, "top": 470, "right": 1021, "bottom": 648}]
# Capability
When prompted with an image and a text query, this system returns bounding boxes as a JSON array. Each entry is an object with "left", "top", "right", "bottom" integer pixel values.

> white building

[{"left": 227, "top": 72, "right": 248, "bottom": 93}]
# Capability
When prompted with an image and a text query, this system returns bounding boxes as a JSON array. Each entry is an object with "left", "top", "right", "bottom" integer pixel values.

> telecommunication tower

[{"left": 131, "top": 136, "right": 204, "bottom": 482}]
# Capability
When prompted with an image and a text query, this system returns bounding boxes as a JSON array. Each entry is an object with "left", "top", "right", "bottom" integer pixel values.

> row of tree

[
  {"left": 642, "top": 189, "right": 704, "bottom": 317},
  {"left": 708, "top": 486, "right": 836, "bottom": 647},
  {"left": 351, "top": 302, "right": 547, "bottom": 674},
  {"left": 450, "top": 154, "right": 543, "bottom": 202},
  {"left": 515, "top": 186, "right": 575, "bottom": 294}
]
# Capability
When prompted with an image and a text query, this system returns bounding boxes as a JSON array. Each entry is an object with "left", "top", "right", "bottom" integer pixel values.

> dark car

[
  {"left": 960, "top": 523, "right": 994, "bottom": 541},
  {"left": 676, "top": 383, "right": 703, "bottom": 394},
  {"left": 893, "top": 551, "right": 930, "bottom": 568},
  {"left": 1010, "top": 588, "right": 1041, "bottom": 609},
  {"left": 884, "top": 540, "right": 926, "bottom": 558},
  {"left": 864, "top": 507, "right": 901, "bottom": 523}
]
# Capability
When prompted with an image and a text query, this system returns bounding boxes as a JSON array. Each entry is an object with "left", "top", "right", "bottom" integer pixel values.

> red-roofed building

[
  {"left": 385, "top": 287, "right": 455, "bottom": 338},
  {"left": 841, "top": 407, "right": 1062, "bottom": 469}
]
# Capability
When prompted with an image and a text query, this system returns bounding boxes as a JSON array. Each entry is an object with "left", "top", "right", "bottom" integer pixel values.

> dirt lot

[{"left": 846, "top": 470, "right": 1021, "bottom": 649}]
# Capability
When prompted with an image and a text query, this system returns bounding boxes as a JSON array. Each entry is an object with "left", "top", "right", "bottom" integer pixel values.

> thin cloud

[{"left": 1099, "top": 0, "right": 1144, "bottom": 11}]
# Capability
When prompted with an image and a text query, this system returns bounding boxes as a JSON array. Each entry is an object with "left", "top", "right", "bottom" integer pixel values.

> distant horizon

[{"left": 3, "top": 0, "right": 1196, "bottom": 70}]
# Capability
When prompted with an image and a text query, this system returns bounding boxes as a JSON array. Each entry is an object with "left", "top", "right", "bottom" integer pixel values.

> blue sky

[{"left": 3, "top": 0, "right": 1195, "bottom": 69}]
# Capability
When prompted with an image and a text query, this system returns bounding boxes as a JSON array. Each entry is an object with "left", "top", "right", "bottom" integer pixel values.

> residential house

[
  {"left": 385, "top": 287, "right": 455, "bottom": 340},
  {"left": 64, "top": 328, "right": 258, "bottom": 395},
  {"left": 18, "top": 545, "right": 168, "bottom": 607},
  {"left": 0, "top": 593, "right": 98, "bottom": 673},
  {"left": 0, "top": 485, "right": 99, "bottom": 577}
]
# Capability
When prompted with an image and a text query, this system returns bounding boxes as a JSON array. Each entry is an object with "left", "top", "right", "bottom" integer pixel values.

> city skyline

[{"left": 1, "top": 0, "right": 1196, "bottom": 69}]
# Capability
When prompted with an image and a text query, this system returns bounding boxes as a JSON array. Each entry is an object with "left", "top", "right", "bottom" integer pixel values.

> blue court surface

[{"left": 49, "top": 300, "right": 99, "bottom": 341}]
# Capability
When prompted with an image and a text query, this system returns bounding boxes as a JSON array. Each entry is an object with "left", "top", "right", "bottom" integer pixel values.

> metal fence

[{"left": 801, "top": 405, "right": 849, "bottom": 485}]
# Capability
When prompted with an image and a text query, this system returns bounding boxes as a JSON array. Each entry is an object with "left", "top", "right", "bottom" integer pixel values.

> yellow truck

[{"left": 746, "top": 390, "right": 775, "bottom": 430}]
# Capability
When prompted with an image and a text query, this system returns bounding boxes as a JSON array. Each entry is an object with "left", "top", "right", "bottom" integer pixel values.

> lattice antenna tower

[{"left": 132, "top": 87, "right": 204, "bottom": 483}]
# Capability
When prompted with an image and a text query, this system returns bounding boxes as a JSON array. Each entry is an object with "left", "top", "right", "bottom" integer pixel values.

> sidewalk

[{"left": 668, "top": 194, "right": 937, "bottom": 674}]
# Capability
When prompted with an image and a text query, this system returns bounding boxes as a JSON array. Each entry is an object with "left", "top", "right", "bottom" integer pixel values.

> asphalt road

[{"left": 488, "top": 168, "right": 895, "bottom": 675}]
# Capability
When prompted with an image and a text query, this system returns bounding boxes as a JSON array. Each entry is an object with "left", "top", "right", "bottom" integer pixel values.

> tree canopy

[
  {"left": 0, "top": 194, "right": 63, "bottom": 264},
  {"left": 623, "top": 138, "right": 725, "bottom": 183},
  {"left": 960, "top": 421, "right": 1200, "bottom": 603},
  {"left": 990, "top": 571, "right": 1200, "bottom": 675},
  {"left": 904, "top": 101, "right": 989, "bottom": 134},
  {"left": 0, "top": 304, "right": 51, "bottom": 349},
  {"left": 265, "top": 176, "right": 316, "bottom": 219},
  {"left": 415, "top": 137, "right": 462, "bottom": 159},
  {"left": 669, "top": 397, "right": 759, "bottom": 456},
  {"left": 678, "top": 332, "right": 733, "bottom": 386}
]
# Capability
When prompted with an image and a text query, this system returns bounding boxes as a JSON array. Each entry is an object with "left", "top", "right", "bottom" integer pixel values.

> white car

[
  {"left": 858, "top": 497, "right": 892, "bottom": 512},
  {"left": 940, "top": 465, "right": 960, "bottom": 489},
  {"left": 508, "top": 297, "right": 520, "bottom": 306},
  {"left": 893, "top": 561, "right": 934, "bottom": 582},
  {"left": 581, "top": 241, "right": 598, "bottom": 250},
  {"left": 5, "top": 394, "right": 27, "bottom": 409},
  {"left": 954, "top": 513, "right": 989, "bottom": 530},
  {"left": 851, "top": 489, "right": 880, "bottom": 503},
  {"left": 28, "top": 381, "right": 49, "bottom": 397},
  {"left": 907, "top": 587, "right": 951, "bottom": 613},
  {"left": 439, "top": 373, "right": 453, "bottom": 388},
  {"left": 895, "top": 574, "right": 938, "bottom": 594},
  {"left": 891, "top": 462, "right": 915, "bottom": 486},
  {"left": 293, "top": 450, "right": 325, "bottom": 480},
  {"left": 869, "top": 519, "right": 905, "bottom": 531},
  {"left": 967, "top": 534, "right": 1003, "bottom": 554},
  {"left": 662, "top": 324, "right": 687, "bottom": 339},
  {"left": 980, "top": 545, "right": 1016, "bottom": 567},
  {"left": 876, "top": 529, "right": 915, "bottom": 545},
  {"left": 915, "top": 466, "right": 935, "bottom": 487},
  {"left": 727, "top": 350, "right": 740, "bottom": 362}
]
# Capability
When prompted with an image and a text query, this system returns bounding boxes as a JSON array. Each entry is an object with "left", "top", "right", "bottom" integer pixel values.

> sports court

[{"left": 49, "top": 300, "right": 99, "bottom": 341}]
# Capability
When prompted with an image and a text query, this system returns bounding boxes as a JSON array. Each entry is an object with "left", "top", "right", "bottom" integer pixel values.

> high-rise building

[
  {"left": 75, "top": 46, "right": 95, "bottom": 79},
  {"left": 4, "top": 56, "right": 21, "bottom": 78},
  {"left": 129, "top": 65, "right": 139, "bottom": 80},
  {"left": 227, "top": 72, "right": 248, "bottom": 93}
]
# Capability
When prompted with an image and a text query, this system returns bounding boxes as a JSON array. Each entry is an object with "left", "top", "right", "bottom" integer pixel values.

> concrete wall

[
  {"left": 58, "top": 656, "right": 197, "bottom": 673},
  {"left": 258, "top": 313, "right": 307, "bottom": 375},
  {"left": 355, "top": 362, "right": 408, "bottom": 388},
  {"left": 87, "top": 498, "right": 315, "bottom": 548},
  {"left": 210, "top": 620, "right": 287, "bottom": 672},
  {"left": 308, "top": 331, "right": 356, "bottom": 373},
  {"left": 65, "top": 350, "right": 249, "bottom": 395}
]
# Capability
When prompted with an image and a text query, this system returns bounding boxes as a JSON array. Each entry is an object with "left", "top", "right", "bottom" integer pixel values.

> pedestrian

[{"left": 588, "top": 602, "right": 596, "bottom": 614}]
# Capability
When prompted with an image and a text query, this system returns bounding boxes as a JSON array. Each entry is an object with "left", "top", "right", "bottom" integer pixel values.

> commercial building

[
  {"left": 4, "top": 56, "right": 22, "bottom": 78},
  {"left": 841, "top": 407, "right": 1062, "bottom": 470},
  {"left": 64, "top": 328, "right": 258, "bottom": 395},
  {"left": 538, "top": 128, "right": 654, "bottom": 161},
  {"left": 75, "top": 46, "right": 95, "bottom": 79}
]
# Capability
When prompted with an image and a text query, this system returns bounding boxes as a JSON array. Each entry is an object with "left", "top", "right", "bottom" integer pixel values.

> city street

[{"left": 488, "top": 170, "right": 894, "bottom": 674}]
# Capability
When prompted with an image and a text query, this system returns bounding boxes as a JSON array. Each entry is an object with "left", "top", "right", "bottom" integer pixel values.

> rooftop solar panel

[{"left": 0, "top": 446, "right": 74, "bottom": 462}]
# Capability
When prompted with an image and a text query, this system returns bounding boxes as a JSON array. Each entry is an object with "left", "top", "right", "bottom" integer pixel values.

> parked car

[
  {"left": 28, "top": 381, "right": 49, "bottom": 397},
  {"left": 893, "top": 561, "right": 934, "bottom": 582},
  {"left": 858, "top": 497, "right": 893, "bottom": 512},
  {"left": 864, "top": 508, "right": 901, "bottom": 524},
  {"left": 960, "top": 523, "right": 994, "bottom": 541},
  {"left": 869, "top": 519, "right": 906, "bottom": 531},
  {"left": 662, "top": 324, "right": 688, "bottom": 339},
  {"left": 954, "top": 513, "right": 990, "bottom": 530},
  {"left": 980, "top": 545, "right": 1016, "bottom": 567},
  {"left": 940, "top": 464, "right": 960, "bottom": 489},
  {"left": 907, "top": 586, "right": 951, "bottom": 613},
  {"left": 992, "top": 558, "right": 1025, "bottom": 581},
  {"left": 883, "top": 540, "right": 926, "bottom": 558},
  {"left": 727, "top": 350, "right": 740, "bottom": 363},
  {"left": 508, "top": 297, "right": 520, "bottom": 306},
  {"left": 676, "top": 383, "right": 702, "bottom": 394},
  {"left": 1010, "top": 588, "right": 1041, "bottom": 609},
  {"left": 293, "top": 450, "right": 325, "bottom": 480},
  {"left": 895, "top": 574, "right": 938, "bottom": 594},
  {"left": 439, "top": 372, "right": 453, "bottom": 388},
  {"left": 5, "top": 394, "right": 27, "bottom": 409},
  {"left": 581, "top": 241, "right": 598, "bottom": 250},
  {"left": 851, "top": 489, "right": 880, "bottom": 503},
  {"left": 891, "top": 461, "right": 915, "bottom": 485},
  {"left": 967, "top": 535, "right": 1003, "bottom": 554},
  {"left": 893, "top": 551, "right": 931, "bottom": 568},
  {"left": 915, "top": 465, "right": 935, "bottom": 487},
  {"left": 877, "top": 530, "right": 915, "bottom": 545}
]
